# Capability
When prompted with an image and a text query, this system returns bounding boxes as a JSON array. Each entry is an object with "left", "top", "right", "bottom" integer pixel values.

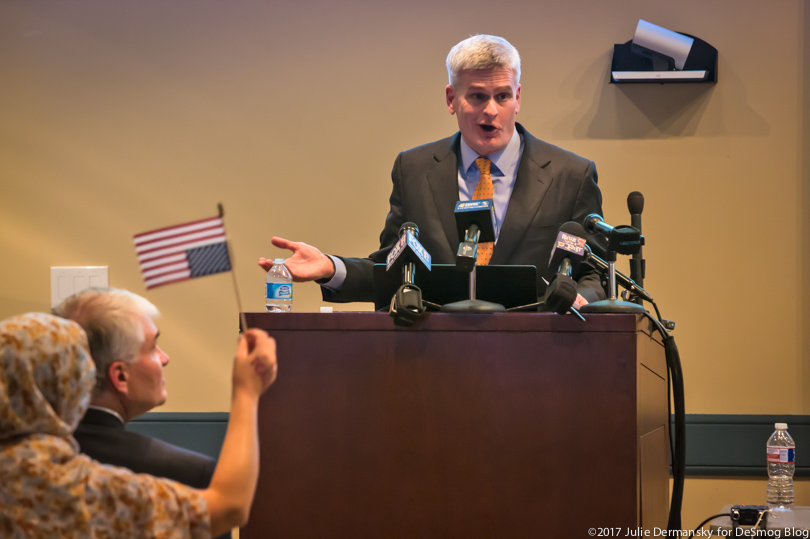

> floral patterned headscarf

[
  {"left": 0, "top": 313, "right": 210, "bottom": 538},
  {"left": 0, "top": 312, "right": 96, "bottom": 446}
]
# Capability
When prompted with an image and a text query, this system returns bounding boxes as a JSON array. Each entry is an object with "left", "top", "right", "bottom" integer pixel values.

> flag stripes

[{"left": 133, "top": 216, "right": 232, "bottom": 290}]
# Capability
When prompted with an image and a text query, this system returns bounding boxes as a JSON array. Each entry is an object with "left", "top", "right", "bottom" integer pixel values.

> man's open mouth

[{"left": 479, "top": 124, "right": 497, "bottom": 133}]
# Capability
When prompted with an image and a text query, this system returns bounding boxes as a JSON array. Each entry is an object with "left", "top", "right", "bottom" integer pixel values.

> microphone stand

[
  {"left": 442, "top": 266, "right": 505, "bottom": 312},
  {"left": 629, "top": 250, "right": 645, "bottom": 305},
  {"left": 579, "top": 249, "right": 645, "bottom": 314},
  {"left": 628, "top": 191, "right": 646, "bottom": 305},
  {"left": 442, "top": 225, "right": 504, "bottom": 312}
]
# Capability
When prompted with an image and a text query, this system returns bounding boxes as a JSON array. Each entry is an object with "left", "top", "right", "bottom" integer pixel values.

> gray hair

[
  {"left": 53, "top": 287, "right": 159, "bottom": 392},
  {"left": 446, "top": 34, "right": 521, "bottom": 87}
]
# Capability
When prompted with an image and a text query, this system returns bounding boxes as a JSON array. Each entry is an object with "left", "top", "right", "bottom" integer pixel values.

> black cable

[
  {"left": 569, "top": 266, "right": 686, "bottom": 529},
  {"left": 614, "top": 210, "right": 684, "bottom": 531},
  {"left": 664, "top": 333, "right": 685, "bottom": 532},
  {"left": 641, "top": 311, "right": 685, "bottom": 533},
  {"left": 692, "top": 513, "right": 731, "bottom": 536},
  {"left": 652, "top": 300, "right": 663, "bottom": 323},
  {"left": 664, "top": 346, "right": 675, "bottom": 478},
  {"left": 649, "top": 302, "right": 675, "bottom": 473}
]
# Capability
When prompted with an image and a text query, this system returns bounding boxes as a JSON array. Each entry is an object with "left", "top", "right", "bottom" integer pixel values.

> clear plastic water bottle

[
  {"left": 265, "top": 258, "right": 292, "bottom": 312},
  {"left": 767, "top": 422, "right": 795, "bottom": 510}
]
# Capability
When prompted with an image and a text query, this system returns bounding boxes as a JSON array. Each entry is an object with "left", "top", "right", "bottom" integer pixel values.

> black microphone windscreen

[
  {"left": 560, "top": 221, "right": 588, "bottom": 238},
  {"left": 583, "top": 214, "right": 604, "bottom": 235},
  {"left": 400, "top": 222, "right": 419, "bottom": 237},
  {"left": 544, "top": 275, "right": 578, "bottom": 315},
  {"left": 627, "top": 191, "right": 644, "bottom": 215}
]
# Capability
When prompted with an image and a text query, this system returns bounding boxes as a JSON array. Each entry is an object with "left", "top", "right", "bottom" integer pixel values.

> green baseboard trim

[
  {"left": 128, "top": 412, "right": 810, "bottom": 477},
  {"left": 684, "top": 414, "right": 810, "bottom": 477},
  {"left": 127, "top": 412, "right": 228, "bottom": 460}
]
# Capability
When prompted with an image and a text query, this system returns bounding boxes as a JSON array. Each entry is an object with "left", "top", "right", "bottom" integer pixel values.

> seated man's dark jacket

[
  {"left": 322, "top": 123, "right": 606, "bottom": 304},
  {"left": 74, "top": 407, "right": 231, "bottom": 539}
]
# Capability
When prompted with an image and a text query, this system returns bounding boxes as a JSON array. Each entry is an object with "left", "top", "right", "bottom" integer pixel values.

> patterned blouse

[{"left": 0, "top": 313, "right": 211, "bottom": 539}]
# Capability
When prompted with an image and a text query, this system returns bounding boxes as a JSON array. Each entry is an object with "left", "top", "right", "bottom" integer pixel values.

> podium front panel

[{"left": 241, "top": 312, "right": 667, "bottom": 538}]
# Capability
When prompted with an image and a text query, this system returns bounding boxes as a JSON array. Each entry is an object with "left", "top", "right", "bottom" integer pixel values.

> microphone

[
  {"left": 386, "top": 222, "right": 431, "bottom": 326},
  {"left": 454, "top": 200, "right": 496, "bottom": 272},
  {"left": 544, "top": 275, "right": 579, "bottom": 315},
  {"left": 627, "top": 191, "right": 644, "bottom": 229},
  {"left": 583, "top": 244, "right": 654, "bottom": 304},
  {"left": 627, "top": 192, "right": 645, "bottom": 292},
  {"left": 544, "top": 222, "right": 588, "bottom": 316},
  {"left": 386, "top": 222, "right": 432, "bottom": 276},
  {"left": 583, "top": 214, "right": 643, "bottom": 256},
  {"left": 549, "top": 222, "right": 588, "bottom": 277},
  {"left": 556, "top": 221, "right": 653, "bottom": 305}
]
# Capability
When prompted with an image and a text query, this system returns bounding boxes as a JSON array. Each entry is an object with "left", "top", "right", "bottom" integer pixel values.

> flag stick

[{"left": 219, "top": 203, "right": 250, "bottom": 331}]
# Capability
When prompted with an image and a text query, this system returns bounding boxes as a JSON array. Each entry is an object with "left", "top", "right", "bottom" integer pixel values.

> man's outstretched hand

[{"left": 258, "top": 237, "right": 336, "bottom": 282}]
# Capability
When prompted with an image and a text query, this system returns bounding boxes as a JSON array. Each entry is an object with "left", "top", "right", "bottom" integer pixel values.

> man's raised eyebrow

[{"left": 466, "top": 84, "right": 512, "bottom": 94}]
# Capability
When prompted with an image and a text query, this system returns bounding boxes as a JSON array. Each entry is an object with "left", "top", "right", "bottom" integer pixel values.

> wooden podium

[{"left": 241, "top": 312, "right": 668, "bottom": 538}]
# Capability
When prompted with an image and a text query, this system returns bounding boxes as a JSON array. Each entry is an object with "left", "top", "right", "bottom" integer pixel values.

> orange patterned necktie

[{"left": 473, "top": 157, "right": 494, "bottom": 265}]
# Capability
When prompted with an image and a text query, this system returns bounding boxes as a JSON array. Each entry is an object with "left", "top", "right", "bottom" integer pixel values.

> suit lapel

[
  {"left": 491, "top": 125, "right": 554, "bottom": 265},
  {"left": 426, "top": 133, "right": 462, "bottom": 252}
]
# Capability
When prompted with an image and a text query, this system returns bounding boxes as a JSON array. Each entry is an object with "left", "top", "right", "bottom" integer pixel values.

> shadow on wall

[{"left": 550, "top": 51, "right": 770, "bottom": 140}]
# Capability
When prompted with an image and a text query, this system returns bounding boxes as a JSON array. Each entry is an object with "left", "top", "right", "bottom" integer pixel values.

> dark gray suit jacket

[
  {"left": 323, "top": 123, "right": 606, "bottom": 304},
  {"left": 74, "top": 408, "right": 231, "bottom": 539}
]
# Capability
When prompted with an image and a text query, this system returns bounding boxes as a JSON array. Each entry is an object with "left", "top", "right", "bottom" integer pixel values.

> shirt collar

[
  {"left": 459, "top": 127, "right": 521, "bottom": 176},
  {"left": 87, "top": 405, "right": 125, "bottom": 425}
]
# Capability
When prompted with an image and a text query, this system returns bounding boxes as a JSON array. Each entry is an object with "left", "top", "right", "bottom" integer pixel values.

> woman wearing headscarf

[{"left": 0, "top": 312, "right": 277, "bottom": 538}]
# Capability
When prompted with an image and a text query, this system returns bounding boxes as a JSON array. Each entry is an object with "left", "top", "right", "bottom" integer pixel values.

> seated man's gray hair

[
  {"left": 53, "top": 287, "right": 159, "bottom": 392},
  {"left": 446, "top": 34, "right": 521, "bottom": 86}
]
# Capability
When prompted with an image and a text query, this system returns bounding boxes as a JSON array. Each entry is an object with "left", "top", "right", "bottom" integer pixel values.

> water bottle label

[
  {"left": 767, "top": 446, "right": 795, "bottom": 463},
  {"left": 266, "top": 283, "right": 292, "bottom": 300}
]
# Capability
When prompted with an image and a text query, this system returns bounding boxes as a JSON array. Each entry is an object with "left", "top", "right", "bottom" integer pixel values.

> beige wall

[{"left": 1, "top": 0, "right": 807, "bottom": 529}]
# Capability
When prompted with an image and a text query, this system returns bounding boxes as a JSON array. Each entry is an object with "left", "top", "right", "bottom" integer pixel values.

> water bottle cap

[
  {"left": 273, "top": 258, "right": 285, "bottom": 264},
  {"left": 775, "top": 423, "right": 788, "bottom": 430}
]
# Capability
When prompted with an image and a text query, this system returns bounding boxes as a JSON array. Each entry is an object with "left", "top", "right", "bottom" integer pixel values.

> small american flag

[{"left": 133, "top": 215, "right": 232, "bottom": 290}]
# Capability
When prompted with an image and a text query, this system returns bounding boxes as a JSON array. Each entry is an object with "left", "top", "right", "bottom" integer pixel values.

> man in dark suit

[
  {"left": 73, "top": 408, "right": 216, "bottom": 488},
  {"left": 54, "top": 287, "right": 230, "bottom": 538},
  {"left": 259, "top": 34, "right": 605, "bottom": 305}
]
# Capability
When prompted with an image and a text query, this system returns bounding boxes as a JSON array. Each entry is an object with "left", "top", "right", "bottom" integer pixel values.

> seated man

[
  {"left": 54, "top": 287, "right": 232, "bottom": 538},
  {"left": 259, "top": 34, "right": 606, "bottom": 307},
  {"left": 1, "top": 312, "right": 276, "bottom": 538}
]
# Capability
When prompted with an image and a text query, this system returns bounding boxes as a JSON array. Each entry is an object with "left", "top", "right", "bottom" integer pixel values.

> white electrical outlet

[{"left": 50, "top": 266, "right": 109, "bottom": 309}]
